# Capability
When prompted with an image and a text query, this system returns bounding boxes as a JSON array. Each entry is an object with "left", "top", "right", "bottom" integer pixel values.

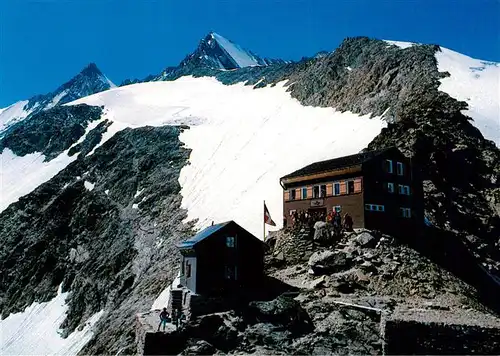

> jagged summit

[
  {"left": 179, "top": 31, "right": 279, "bottom": 70},
  {"left": 80, "top": 62, "right": 104, "bottom": 76},
  {"left": 27, "top": 61, "right": 116, "bottom": 111},
  {"left": 0, "top": 62, "right": 115, "bottom": 133},
  {"left": 132, "top": 31, "right": 288, "bottom": 83}
]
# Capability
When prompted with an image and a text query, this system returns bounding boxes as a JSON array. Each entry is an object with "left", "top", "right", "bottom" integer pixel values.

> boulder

[
  {"left": 187, "top": 313, "right": 239, "bottom": 352},
  {"left": 247, "top": 296, "right": 313, "bottom": 335},
  {"left": 355, "top": 232, "right": 377, "bottom": 248},
  {"left": 309, "top": 275, "right": 326, "bottom": 289},
  {"left": 244, "top": 323, "right": 292, "bottom": 348},
  {"left": 308, "top": 250, "right": 350, "bottom": 275},
  {"left": 180, "top": 339, "right": 216, "bottom": 355},
  {"left": 313, "top": 221, "right": 329, "bottom": 242}
]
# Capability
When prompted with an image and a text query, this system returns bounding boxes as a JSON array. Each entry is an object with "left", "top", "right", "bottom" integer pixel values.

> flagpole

[{"left": 263, "top": 200, "right": 266, "bottom": 241}]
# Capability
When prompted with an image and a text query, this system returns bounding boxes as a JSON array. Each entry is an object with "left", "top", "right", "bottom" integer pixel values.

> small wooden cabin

[
  {"left": 280, "top": 147, "right": 424, "bottom": 236},
  {"left": 176, "top": 220, "right": 266, "bottom": 296}
]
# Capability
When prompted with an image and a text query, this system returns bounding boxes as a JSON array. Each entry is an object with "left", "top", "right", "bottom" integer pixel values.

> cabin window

[
  {"left": 302, "top": 187, "right": 308, "bottom": 199},
  {"left": 397, "top": 162, "right": 404, "bottom": 176},
  {"left": 334, "top": 183, "right": 340, "bottom": 196},
  {"left": 225, "top": 265, "right": 237, "bottom": 280},
  {"left": 320, "top": 185, "right": 327, "bottom": 197},
  {"left": 226, "top": 236, "right": 236, "bottom": 248},
  {"left": 313, "top": 186, "right": 320, "bottom": 198},
  {"left": 347, "top": 181, "right": 355, "bottom": 194},
  {"left": 365, "top": 204, "right": 385, "bottom": 212},
  {"left": 385, "top": 159, "right": 394, "bottom": 174},
  {"left": 400, "top": 207, "right": 411, "bottom": 218},
  {"left": 386, "top": 182, "right": 395, "bottom": 193},
  {"left": 290, "top": 189, "right": 296, "bottom": 201},
  {"left": 186, "top": 261, "right": 192, "bottom": 278},
  {"left": 398, "top": 185, "right": 411, "bottom": 195},
  {"left": 334, "top": 205, "right": 342, "bottom": 213}
]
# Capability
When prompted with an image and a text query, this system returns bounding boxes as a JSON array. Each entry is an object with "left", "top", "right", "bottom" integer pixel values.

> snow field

[
  {"left": 435, "top": 47, "right": 499, "bottom": 146},
  {"left": 0, "top": 100, "right": 31, "bottom": 132},
  {"left": 0, "top": 285, "right": 104, "bottom": 356},
  {"left": 0, "top": 117, "right": 108, "bottom": 213},
  {"left": 44, "top": 89, "right": 69, "bottom": 110},
  {"left": 151, "top": 273, "right": 181, "bottom": 311},
  {"left": 385, "top": 40, "right": 499, "bottom": 146},
  {"left": 70, "top": 76, "right": 387, "bottom": 239}
]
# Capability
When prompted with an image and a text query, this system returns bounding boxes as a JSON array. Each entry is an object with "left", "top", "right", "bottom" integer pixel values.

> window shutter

[
  {"left": 339, "top": 181, "right": 347, "bottom": 194},
  {"left": 354, "top": 178, "right": 362, "bottom": 192},
  {"left": 284, "top": 191, "right": 290, "bottom": 201},
  {"left": 326, "top": 183, "right": 333, "bottom": 196},
  {"left": 307, "top": 187, "right": 313, "bottom": 198},
  {"left": 296, "top": 188, "right": 301, "bottom": 200}
]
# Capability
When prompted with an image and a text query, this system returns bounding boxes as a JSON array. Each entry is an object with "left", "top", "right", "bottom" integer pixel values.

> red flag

[{"left": 264, "top": 202, "right": 276, "bottom": 226}]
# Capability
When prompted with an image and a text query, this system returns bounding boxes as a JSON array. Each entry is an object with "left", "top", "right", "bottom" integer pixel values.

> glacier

[{"left": 68, "top": 76, "right": 387, "bottom": 239}]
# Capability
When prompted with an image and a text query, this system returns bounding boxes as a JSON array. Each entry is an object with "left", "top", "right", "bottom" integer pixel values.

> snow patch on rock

[
  {"left": 84, "top": 181, "right": 95, "bottom": 191},
  {"left": 0, "top": 284, "right": 104, "bottom": 356}
]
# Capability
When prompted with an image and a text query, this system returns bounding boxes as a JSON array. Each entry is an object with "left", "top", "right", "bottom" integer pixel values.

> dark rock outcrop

[
  {"left": 0, "top": 104, "right": 103, "bottom": 160},
  {"left": 24, "top": 63, "right": 114, "bottom": 114},
  {"left": 0, "top": 125, "right": 194, "bottom": 355}
]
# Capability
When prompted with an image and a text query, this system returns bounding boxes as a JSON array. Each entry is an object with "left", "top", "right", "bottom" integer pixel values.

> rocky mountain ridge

[
  {"left": 0, "top": 63, "right": 115, "bottom": 134},
  {"left": 121, "top": 32, "right": 288, "bottom": 85}
]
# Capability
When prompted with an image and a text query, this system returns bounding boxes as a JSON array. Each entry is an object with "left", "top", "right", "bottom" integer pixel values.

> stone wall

[
  {"left": 189, "top": 294, "right": 232, "bottom": 318},
  {"left": 135, "top": 310, "right": 183, "bottom": 355},
  {"left": 382, "top": 309, "right": 500, "bottom": 355}
]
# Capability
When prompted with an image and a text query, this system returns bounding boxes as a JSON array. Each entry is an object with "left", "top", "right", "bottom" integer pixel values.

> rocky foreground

[{"left": 138, "top": 228, "right": 500, "bottom": 355}]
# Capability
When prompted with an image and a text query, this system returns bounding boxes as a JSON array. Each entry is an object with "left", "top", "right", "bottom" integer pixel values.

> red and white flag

[{"left": 264, "top": 202, "right": 276, "bottom": 226}]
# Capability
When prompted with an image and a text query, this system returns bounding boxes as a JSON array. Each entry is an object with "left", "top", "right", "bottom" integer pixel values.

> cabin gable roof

[
  {"left": 176, "top": 220, "right": 264, "bottom": 250},
  {"left": 280, "top": 147, "right": 398, "bottom": 182}
]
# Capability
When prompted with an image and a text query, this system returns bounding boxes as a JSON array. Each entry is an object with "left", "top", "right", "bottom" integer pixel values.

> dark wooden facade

[
  {"left": 280, "top": 147, "right": 424, "bottom": 236},
  {"left": 177, "top": 221, "right": 265, "bottom": 296}
]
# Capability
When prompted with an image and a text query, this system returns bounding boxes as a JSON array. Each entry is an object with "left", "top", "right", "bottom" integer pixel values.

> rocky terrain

[
  {"left": 141, "top": 227, "right": 500, "bottom": 355},
  {"left": 0, "top": 104, "right": 103, "bottom": 160},
  {"left": 0, "top": 125, "right": 195, "bottom": 354}
]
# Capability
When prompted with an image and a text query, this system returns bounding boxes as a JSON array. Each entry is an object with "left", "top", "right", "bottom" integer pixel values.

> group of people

[
  {"left": 157, "top": 307, "right": 186, "bottom": 332},
  {"left": 287, "top": 210, "right": 326, "bottom": 227},
  {"left": 327, "top": 210, "right": 354, "bottom": 234},
  {"left": 285, "top": 209, "right": 354, "bottom": 234}
]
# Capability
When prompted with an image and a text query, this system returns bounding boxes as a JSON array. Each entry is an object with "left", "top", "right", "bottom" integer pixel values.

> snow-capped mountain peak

[
  {"left": 55, "top": 62, "right": 116, "bottom": 101},
  {"left": 0, "top": 63, "right": 115, "bottom": 133},
  {"left": 124, "top": 32, "right": 289, "bottom": 83},
  {"left": 209, "top": 32, "right": 261, "bottom": 68},
  {"left": 178, "top": 31, "right": 267, "bottom": 70}
]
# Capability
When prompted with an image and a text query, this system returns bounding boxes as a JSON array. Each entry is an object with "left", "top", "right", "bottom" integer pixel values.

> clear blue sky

[{"left": 1, "top": 0, "right": 499, "bottom": 107}]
